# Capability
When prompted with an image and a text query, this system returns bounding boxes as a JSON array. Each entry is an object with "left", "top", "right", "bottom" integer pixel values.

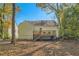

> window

[
  {"left": 43, "top": 32, "right": 46, "bottom": 34},
  {"left": 39, "top": 28, "right": 42, "bottom": 33},
  {"left": 52, "top": 30, "right": 56, "bottom": 36},
  {"left": 48, "top": 32, "right": 51, "bottom": 34}
]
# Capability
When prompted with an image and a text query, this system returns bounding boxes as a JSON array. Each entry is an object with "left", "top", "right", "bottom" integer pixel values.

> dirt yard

[{"left": 0, "top": 40, "right": 79, "bottom": 56}]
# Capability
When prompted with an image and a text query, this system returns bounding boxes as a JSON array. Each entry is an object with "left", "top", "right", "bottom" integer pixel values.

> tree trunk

[
  {"left": 3, "top": 3, "right": 5, "bottom": 40},
  {"left": 0, "top": 14, "right": 3, "bottom": 39},
  {"left": 11, "top": 3, "right": 16, "bottom": 45}
]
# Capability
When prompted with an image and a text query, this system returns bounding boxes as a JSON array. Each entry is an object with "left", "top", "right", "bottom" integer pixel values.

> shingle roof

[
  {"left": 19, "top": 20, "right": 58, "bottom": 27},
  {"left": 28, "top": 20, "right": 58, "bottom": 27}
]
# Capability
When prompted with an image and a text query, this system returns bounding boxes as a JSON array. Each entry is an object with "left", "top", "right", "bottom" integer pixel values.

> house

[
  {"left": 18, "top": 20, "right": 59, "bottom": 40},
  {"left": 3, "top": 24, "right": 18, "bottom": 39},
  {"left": 7, "top": 24, "right": 18, "bottom": 39},
  {"left": 3, "top": 19, "right": 18, "bottom": 39},
  {"left": 18, "top": 21, "right": 34, "bottom": 40}
]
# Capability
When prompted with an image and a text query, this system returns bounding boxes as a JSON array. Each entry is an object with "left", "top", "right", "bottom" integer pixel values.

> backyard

[
  {"left": 0, "top": 3, "right": 79, "bottom": 56},
  {"left": 0, "top": 40, "right": 79, "bottom": 56}
]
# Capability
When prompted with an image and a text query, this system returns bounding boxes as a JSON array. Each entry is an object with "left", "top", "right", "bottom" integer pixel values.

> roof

[
  {"left": 28, "top": 20, "right": 58, "bottom": 27},
  {"left": 19, "top": 20, "right": 58, "bottom": 27}
]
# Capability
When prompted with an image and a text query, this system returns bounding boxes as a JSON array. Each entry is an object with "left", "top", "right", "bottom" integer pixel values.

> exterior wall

[
  {"left": 18, "top": 22, "right": 59, "bottom": 40},
  {"left": 8, "top": 25, "right": 18, "bottom": 39},
  {"left": 33, "top": 26, "right": 59, "bottom": 37},
  {"left": 18, "top": 22, "right": 33, "bottom": 40}
]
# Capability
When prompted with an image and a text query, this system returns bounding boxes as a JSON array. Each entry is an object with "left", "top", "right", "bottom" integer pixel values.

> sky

[{"left": 16, "top": 3, "right": 56, "bottom": 25}]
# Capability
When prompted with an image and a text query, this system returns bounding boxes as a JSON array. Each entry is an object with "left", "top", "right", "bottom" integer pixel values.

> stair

[{"left": 33, "top": 35, "right": 41, "bottom": 41}]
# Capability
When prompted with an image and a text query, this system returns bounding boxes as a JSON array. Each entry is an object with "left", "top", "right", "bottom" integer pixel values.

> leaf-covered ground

[{"left": 0, "top": 40, "right": 79, "bottom": 56}]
